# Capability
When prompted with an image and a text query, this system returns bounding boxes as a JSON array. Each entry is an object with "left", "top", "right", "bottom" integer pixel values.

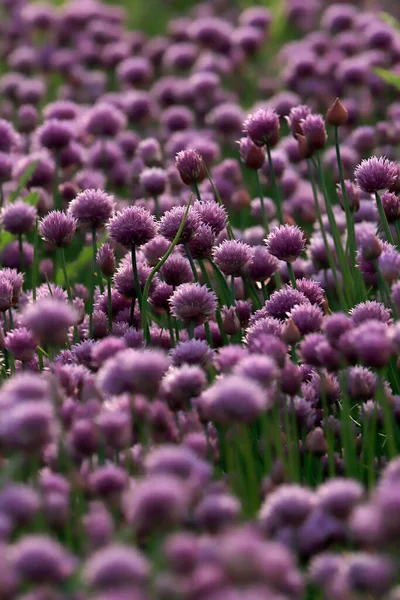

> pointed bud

[
  {"left": 295, "top": 133, "right": 313, "bottom": 159},
  {"left": 281, "top": 318, "right": 300, "bottom": 345},
  {"left": 326, "top": 98, "right": 348, "bottom": 127},
  {"left": 306, "top": 427, "right": 327, "bottom": 456},
  {"left": 361, "top": 236, "right": 382, "bottom": 260},
  {"left": 222, "top": 306, "right": 241, "bottom": 336}
]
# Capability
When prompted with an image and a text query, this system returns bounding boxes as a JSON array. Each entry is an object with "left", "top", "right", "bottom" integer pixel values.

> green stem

[
  {"left": 287, "top": 263, "right": 297, "bottom": 289},
  {"left": 154, "top": 196, "right": 160, "bottom": 220},
  {"left": 199, "top": 168, "right": 235, "bottom": 240},
  {"left": 255, "top": 169, "right": 270, "bottom": 235},
  {"left": 199, "top": 260, "right": 228, "bottom": 345},
  {"left": 266, "top": 144, "right": 284, "bottom": 224},
  {"left": 32, "top": 219, "right": 39, "bottom": 301},
  {"left": 334, "top": 126, "right": 357, "bottom": 271},
  {"left": 375, "top": 192, "right": 395, "bottom": 245},
  {"left": 107, "top": 277, "right": 112, "bottom": 332},
  {"left": 395, "top": 220, "right": 400, "bottom": 246},
  {"left": 60, "top": 248, "right": 79, "bottom": 344},
  {"left": 188, "top": 321, "right": 195, "bottom": 339},
  {"left": 131, "top": 245, "right": 143, "bottom": 312},
  {"left": 92, "top": 229, "right": 104, "bottom": 294},
  {"left": 307, "top": 160, "right": 348, "bottom": 311},
  {"left": 18, "top": 234, "right": 25, "bottom": 280},
  {"left": 141, "top": 198, "right": 193, "bottom": 341},
  {"left": 315, "top": 153, "right": 353, "bottom": 306},
  {"left": 53, "top": 153, "right": 60, "bottom": 211},
  {"left": 167, "top": 313, "right": 175, "bottom": 348},
  {"left": 184, "top": 244, "right": 198, "bottom": 281}
]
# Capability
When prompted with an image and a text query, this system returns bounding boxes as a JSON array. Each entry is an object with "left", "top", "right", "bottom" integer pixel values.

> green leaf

[
  {"left": 374, "top": 67, "right": 400, "bottom": 90},
  {"left": 23, "top": 191, "right": 40, "bottom": 206},
  {"left": 380, "top": 11, "right": 400, "bottom": 32},
  {"left": 9, "top": 160, "right": 39, "bottom": 202},
  {"left": 0, "top": 231, "right": 13, "bottom": 251}
]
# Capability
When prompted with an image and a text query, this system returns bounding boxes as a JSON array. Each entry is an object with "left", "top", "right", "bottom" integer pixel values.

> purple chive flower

[
  {"left": 161, "top": 364, "right": 206, "bottom": 411},
  {"left": 98, "top": 348, "right": 170, "bottom": 397},
  {"left": 300, "top": 113, "right": 327, "bottom": 152},
  {"left": 68, "top": 189, "right": 115, "bottom": 229},
  {"left": 379, "top": 244, "right": 400, "bottom": 283},
  {"left": 238, "top": 136, "right": 266, "bottom": 170},
  {"left": 14, "top": 152, "right": 54, "bottom": 189},
  {"left": 142, "top": 235, "right": 171, "bottom": 266},
  {"left": 354, "top": 156, "right": 398, "bottom": 193},
  {"left": 337, "top": 180, "right": 360, "bottom": 213},
  {"left": 161, "top": 253, "right": 194, "bottom": 287},
  {"left": 287, "top": 104, "right": 312, "bottom": 137},
  {"left": 1, "top": 241, "right": 34, "bottom": 271},
  {"left": 96, "top": 243, "right": 116, "bottom": 278},
  {"left": 243, "top": 108, "right": 280, "bottom": 148},
  {"left": 108, "top": 206, "right": 157, "bottom": 248},
  {"left": 350, "top": 319, "right": 393, "bottom": 368},
  {"left": 159, "top": 205, "right": 200, "bottom": 244},
  {"left": 0, "top": 279, "right": 13, "bottom": 312},
  {"left": 1, "top": 201, "right": 36, "bottom": 235},
  {"left": 17, "top": 104, "right": 38, "bottom": 134},
  {"left": 0, "top": 119, "right": 18, "bottom": 153},
  {"left": 170, "top": 283, "right": 216, "bottom": 326},
  {"left": 114, "top": 261, "right": 155, "bottom": 299},
  {"left": 381, "top": 191, "right": 400, "bottom": 223},
  {"left": 5, "top": 327, "right": 38, "bottom": 362},
  {"left": 193, "top": 199, "right": 228, "bottom": 235},
  {"left": 350, "top": 300, "right": 392, "bottom": 325},
  {"left": 201, "top": 374, "right": 269, "bottom": 423},
  {"left": 85, "top": 103, "right": 126, "bottom": 137},
  {"left": 188, "top": 224, "right": 215, "bottom": 260},
  {"left": 0, "top": 268, "right": 24, "bottom": 304},
  {"left": 289, "top": 303, "right": 324, "bottom": 335},
  {"left": 259, "top": 484, "right": 315, "bottom": 533},
  {"left": 234, "top": 354, "right": 277, "bottom": 387},
  {"left": 22, "top": 298, "right": 78, "bottom": 345},
  {"left": 140, "top": 167, "right": 168, "bottom": 197},
  {"left": 175, "top": 149, "right": 206, "bottom": 186},
  {"left": 37, "top": 119, "right": 72, "bottom": 151},
  {"left": 9, "top": 535, "right": 75, "bottom": 584},
  {"left": 296, "top": 279, "right": 325, "bottom": 306},
  {"left": 39, "top": 211, "right": 76, "bottom": 248},
  {"left": 170, "top": 338, "right": 214, "bottom": 368},
  {"left": 83, "top": 544, "right": 149, "bottom": 590},
  {"left": 266, "top": 225, "right": 306, "bottom": 263},
  {"left": 0, "top": 153, "right": 12, "bottom": 183},
  {"left": 213, "top": 240, "right": 253, "bottom": 276},
  {"left": 248, "top": 246, "right": 279, "bottom": 281}
]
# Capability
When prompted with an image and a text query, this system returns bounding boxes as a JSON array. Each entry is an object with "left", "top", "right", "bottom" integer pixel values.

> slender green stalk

[
  {"left": 188, "top": 321, "right": 195, "bottom": 339},
  {"left": 166, "top": 313, "right": 175, "bottom": 348},
  {"left": 107, "top": 277, "right": 112, "bottom": 332},
  {"left": 375, "top": 192, "right": 395, "bottom": 245},
  {"left": 131, "top": 245, "right": 143, "bottom": 311},
  {"left": 266, "top": 145, "right": 284, "bottom": 224},
  {"left": 199, "top": 167, "right": 235, "bottom": 240},
  {"left": 378, "top": 373, "right": 396, "bottom": 459},
  {"left": 130, "top": 298, "right": 135, "bottom": 327},
  {"left": 208, "top": 258, "right": 233, "bottom": 307},
  {"left": 60, "top": 248, "right": 79, "bottom": 344},
  {"left": 204, "top": 322, "right": 214, "bottom": 348},
  {"left": 184, "top": 244, "right": 198, "bottom": 281},
  {"left": 307, "top": 160, "right": 348, "bottom": 311},
  {"left": 92, "top": 229, "right": 104, "bottom": 294},
  {"left": 287, "top": 263, "right": 297, "bottom": 289},
  {"left": 199, "top": 260, "right": 228, "bottom": 344},
  {"left": 89, "top": 232, "right": 95, "bottom": 339},
  {"left": 141, "top": 198, "right": 193, "bottom": 340},
  {"left": 53, "top": 152, "right": 60, "bottom": 211},
  {"left": 334, "top": 126, "right": 357, "bottom": 270},
  {"left": 255, "top": 169, "right": 270, "bottom": 235},
  {"left": 32, "top": 219, "right": 39, "bottom": 302},
  {"left": 154, "top": 196, "right": 160, "bottom": 220},
  {"left": 18, "top": 234, "right": 25, "bottom": 282},
  {"left": 395, "top": 221, "right": 400, "bottom": 246},
  {"left": 315, "top": 153, "right": 353, "bottom": 306}
]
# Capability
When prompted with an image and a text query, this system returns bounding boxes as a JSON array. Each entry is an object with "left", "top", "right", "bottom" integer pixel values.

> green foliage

[
  {"left": 9, "top": 160, "right": 39, "bottom": 202},
  {"left": 375, "top": 67, "right": 400, "bottom": 90}
]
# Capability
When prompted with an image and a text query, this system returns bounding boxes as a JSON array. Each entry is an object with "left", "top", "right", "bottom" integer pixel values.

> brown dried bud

[
  {"left": 281, "top": 318, "right": 300, "bottom": 345},
  {"left": 326, "top": 98, "right": 348, "bottom": 127}
]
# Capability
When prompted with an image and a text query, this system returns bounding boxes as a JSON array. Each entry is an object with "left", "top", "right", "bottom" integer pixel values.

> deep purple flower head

[
  {"left": 207, "top": 102, "right": 244, "bottom": 138},
  {"left": 68, "top": 189, "right": 115, "bottom": 229},
  {"left": 5, "top": 327, "right": 38, "bottom": 362},
  {"left": 39, "top": 210, "right": 76, "bottom": 248},
  {"left": 22, "top": 298, "right": 78, "bottom": 345},
  {"left": 1, "top": 241, "right": 34, "bottom": 270},
  {"left": 354, "top": 156, "right": 398, "bottom": 193},
  {"left": 170, "top": 338, "right": 214, "bottom": 368},
  {"left": 238, "top": 136, "right": 266, "bottom": 170},
  {"left": 114, "top": 261, "right": 155, "bottom": 300},
  {"left": 85, "top": 103, "right": 126, "bottom": 138},
  {"left": 9, "top": 535, "right": 75, "bottom": 584},
  {"left": 0, "top": 279, "right": 13, "bottom": 312},
  {"left": 243, "top": 108, "right": 280, "bottom": 147},
  {"left": 161, "top": 364, "right": 206, "bottom": 411},
  {"left": 170, "top": 282, "right": 216, "bottom": 326},
  {"left": 1, "top": 201, "right": 36, "bottom": 235},
  {"left": 349, "top": 319, "right": 393, "bottom": 368},
  {"left": 0, "top": 119, "right": 18, "bottom": 153},
  {"left": 108, "top": 206, "right": 157, "bottom": 248},
  {"left": 142, "top": 235, "right": 171, "bottom": 266},
  {"left": 379, "top": 244, "right": 400, "bottom": 283},
  {"left": 266, "top": 224, "right": 306, "bottom": 263},
  {"left": 83, "top": 543, "right": 149, "bottom": 590},
  {"left": 187, "top": 224, "right": 215, "bottom": 260},
  {"left": 381, "top": 191, "right": 400, "bottom": 223},
  {"left": 259, "top": 484, "right": 315, "bottom": 533},
  {"left": 317, "top": 478, "right": 363, "bottom": 519},
  {"left": 159, "top": 205, "right": 200, "bottom": 243},
  {"left": 266, "top": 288, "right": 309, "bottom": 321},
  {"left": 17, "top": 104, "right": 38, "bottom": 134},
  {"left": 350, "top": 300, "right": 392, "bottom": 325},
  {"left": 213, "top": 240, "right": 253, "bottom": 276},
  {"left": 98, "top": 348, "right": 170, "bottom": 397},
  {"left": 337, "top": 180, "right": 360, "bottom": 213},
  {"left": 289, "top": 303, "right": 324, "bottom": 335},
  {"left": 248, "top": 246, "right": 279, "bottom": 282},
  {"left": 0, "top": 268, "right": 24, "bottom": 304},
  {"left": 117, "top": 56, "right": 154, "bottom": 87},
  {"left": 37, "top": 119, "right": 72, "bottom": 151},
  {"left": 234, "top": 354, "right": 277, "bottom": 388},
  {"left": 140, "top": 167, "right": 168, "bottom": 197},
  {"left": 14, "top": 152, "right": 54, "bottom": 189},
  {"left": 175, "top": 149, "right": 206, "bottom": 186},
  {"left": 287, "top": 104, "right": 312, "bottom": 137},
  {"left": 161, "top": 253, "right": 194, "bottom": 287},
  {"left": 295, "top": 279, "right": 325, "bottom": 306},
  {"left": 201, "top": 374, "right": 269, "bottom": 423},
  {"left": 193, "top": 199, "right": 228, "bottom": 235},
  {"left": 0, "top": 152, "right": 12, "bottom": 183},
  {"left": 300, "top": 114, "right": 327, "bottom": 152},
  {"left": 96, "top": 243, "right": 116, "bottom": 278}
]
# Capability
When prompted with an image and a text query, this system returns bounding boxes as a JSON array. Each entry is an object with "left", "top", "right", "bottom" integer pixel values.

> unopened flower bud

[{"left": 326, "top": 98, "right": 348, "bottom": 127}]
